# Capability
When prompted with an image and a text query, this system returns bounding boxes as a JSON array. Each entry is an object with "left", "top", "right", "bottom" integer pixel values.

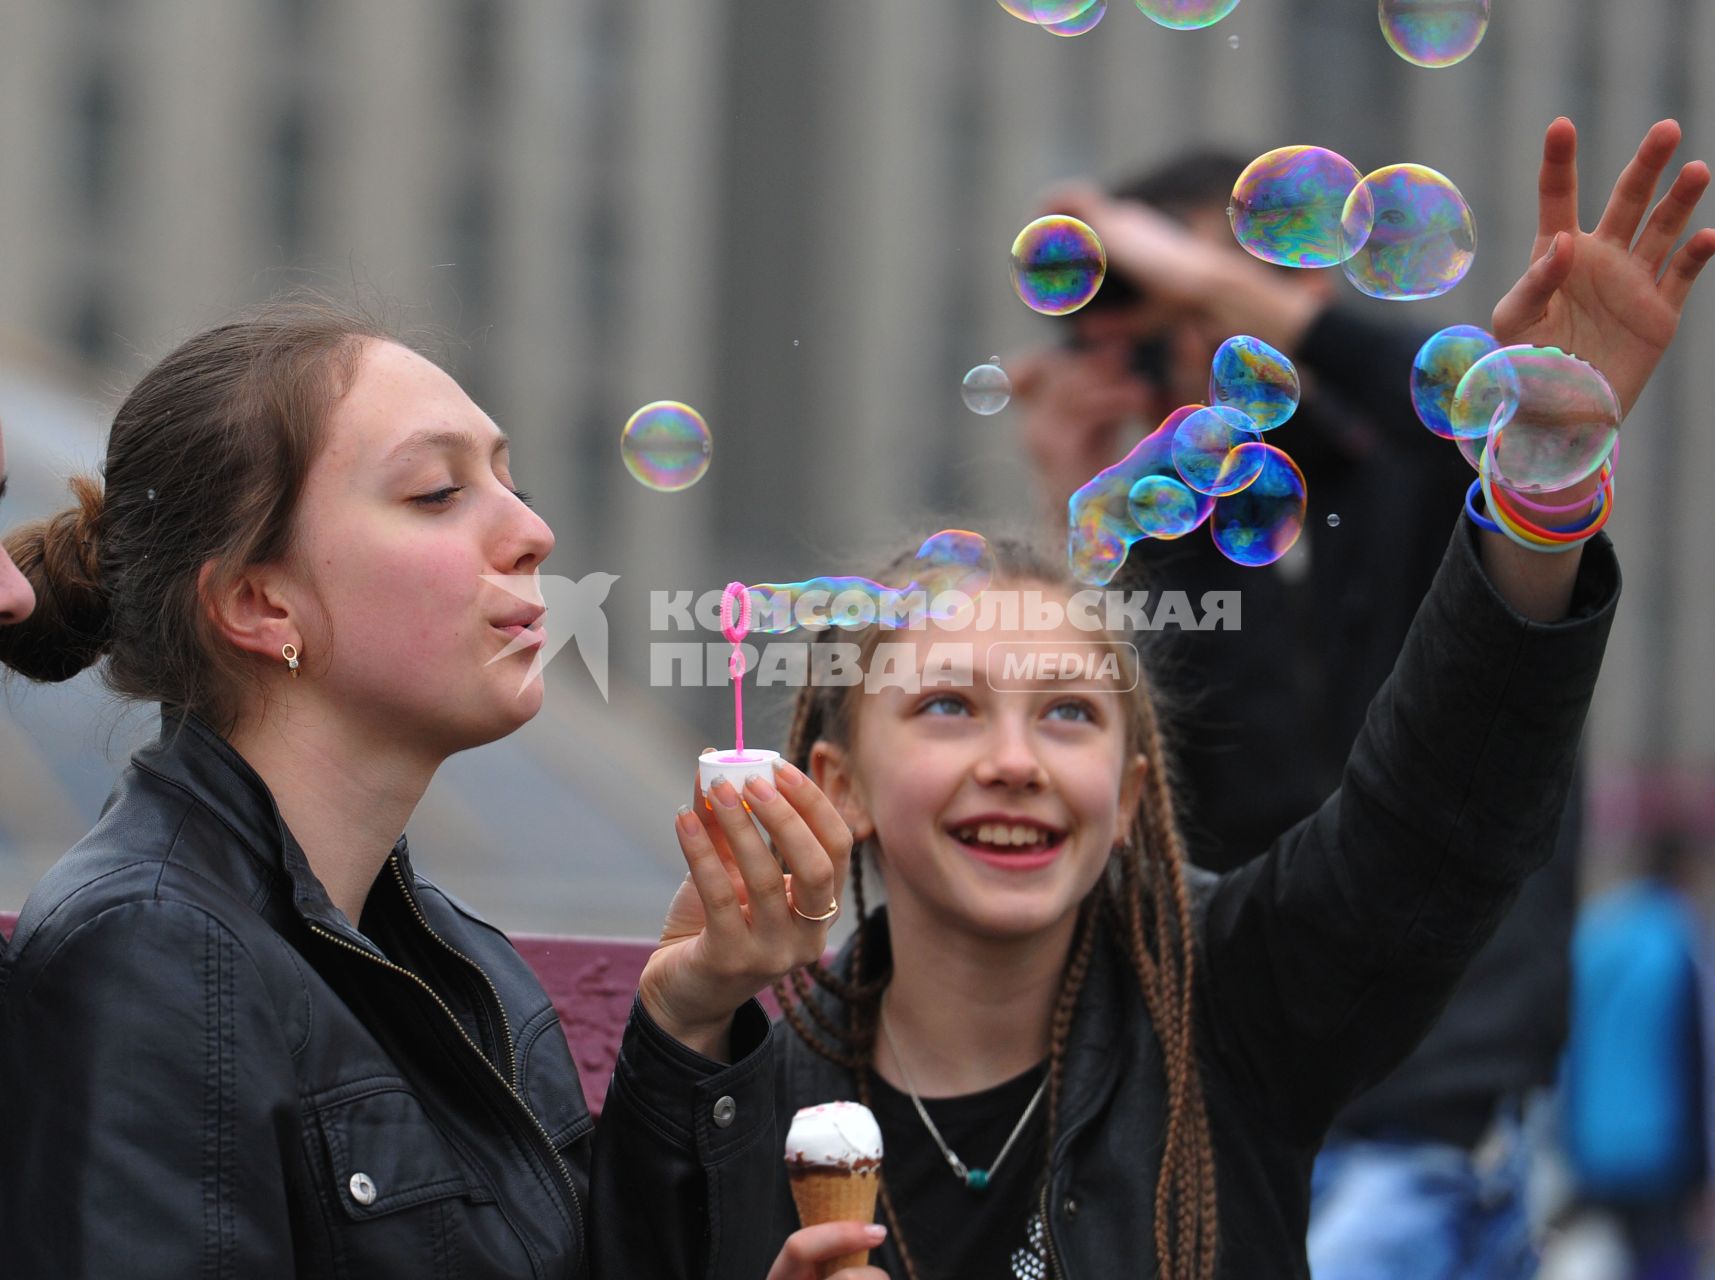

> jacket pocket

[{"left": 306, "top": 1084, "right": 532, "bottom": 1280}]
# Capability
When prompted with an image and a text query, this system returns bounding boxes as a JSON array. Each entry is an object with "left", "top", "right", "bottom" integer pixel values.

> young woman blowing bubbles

[
  {"left": 0, "top": 303, "right": 880, "bottom": 1279},
  {"left": 766, "top": 118, "right": 1713, "bottom": 1280}
]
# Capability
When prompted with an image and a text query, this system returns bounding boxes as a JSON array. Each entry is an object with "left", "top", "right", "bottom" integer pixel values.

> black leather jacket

[
  {"left": 773, "top": 519, "right": 1620, "bottom": 1277},
  {"left": 0, "top": 713, "right": 780, "bottom": 1279}
]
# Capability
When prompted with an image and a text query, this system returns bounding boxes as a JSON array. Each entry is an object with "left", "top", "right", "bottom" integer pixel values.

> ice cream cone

[
  {"left": 785, "top": 1101, "right": 885, "bottom": 1278},
  {"left": 789, "top": 1167, "right": 880, "bottom": 1277}
]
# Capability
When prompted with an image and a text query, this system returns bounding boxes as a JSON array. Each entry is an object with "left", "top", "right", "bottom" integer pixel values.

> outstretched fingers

[
  {"left": 1535, "top": 117, "right": 1581, "bottom": 253},
  {"left": 1634, "top": 161, "right": 1713, "bottom": 275},
  {"left": 1659, "top": 227, "right": 1715, "bottom": 315},
  {"left": 1594, "top": 119, "right": 1683, "bottom": 248}
]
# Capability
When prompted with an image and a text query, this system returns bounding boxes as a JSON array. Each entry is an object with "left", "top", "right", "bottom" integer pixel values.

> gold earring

[{"left": 282, "top": 643, "right": 300, "bottom": 678}]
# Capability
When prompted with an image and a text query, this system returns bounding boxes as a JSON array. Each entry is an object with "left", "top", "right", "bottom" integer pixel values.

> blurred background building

[{"left": 1, "top": 0, "right": 1712, "bottom": 933}]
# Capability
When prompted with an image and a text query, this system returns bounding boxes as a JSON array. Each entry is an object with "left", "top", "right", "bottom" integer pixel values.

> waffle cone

[{"left": 789, "top": 1167, "right": 880, "bottom": 1278}]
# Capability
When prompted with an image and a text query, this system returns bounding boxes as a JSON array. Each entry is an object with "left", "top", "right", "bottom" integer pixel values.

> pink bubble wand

[{"left": 719, "top": 581, "right": 753, "bottom": 759}]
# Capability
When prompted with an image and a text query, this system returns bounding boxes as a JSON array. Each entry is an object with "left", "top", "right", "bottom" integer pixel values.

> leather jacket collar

[{"left": 134, "top": 710, "right": 405, "bottom": 950}]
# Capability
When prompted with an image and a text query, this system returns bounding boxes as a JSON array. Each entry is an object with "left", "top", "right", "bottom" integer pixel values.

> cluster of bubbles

[
  {"left": 961, "top": 362, "right": 1014, "bottom": 415},
  {"left": 742, "top": 530, "right": 996, "bottom": 635},
  {"left": 1068, "top": 335, "right": 1307, "bottom": 581},
  {"left": 1411, "top": 326, "right": 1623, "bottom": 493},
  {"left": 995, "top": 0, "right": 1238, "bottom": 34},
  {"left": 621, "top": 401, "right": 714, "bottom": 492},
  {"left": 1379, "top": 0, "right": 1491, "bottom": 68},
  {"left": 1229, "top": 146, "right": 1475, "bottom": 301},
  {"left": 1010, "top": 215, "right": 1108, "bottom": 315}
]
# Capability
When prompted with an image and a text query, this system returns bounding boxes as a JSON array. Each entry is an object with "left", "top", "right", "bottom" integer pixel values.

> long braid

[{"left": 772, "top": 537, "right": 1219, "bottom": 1280}]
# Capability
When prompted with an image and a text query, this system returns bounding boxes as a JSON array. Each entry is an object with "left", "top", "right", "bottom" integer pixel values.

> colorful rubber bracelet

[
  {"left": 1478, "top": 452, "right": 1602, "bottom": 553},
  {"left": 1503, "top": 460, "right": 1615, "bottom": 516},
  {"left": 1489, "top": 467, "right": 1613, "bottom": 541},
  {"left": 1464, "top": 479, "right": 1502, "bottom": 534}
]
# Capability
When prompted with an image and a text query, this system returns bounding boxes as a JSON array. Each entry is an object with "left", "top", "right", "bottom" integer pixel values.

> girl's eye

[
  {"left": 510, "top": 488, "right": 534, "bottom": 508},
  {"left": 411, "top": 485, "right": 465, "bottom": 508},
  {"left": 1045, "top": 699, "right": 1097, "bottom": 723},
  {"left": 917, "top": 694, "right": 970, "bottom": 717}
]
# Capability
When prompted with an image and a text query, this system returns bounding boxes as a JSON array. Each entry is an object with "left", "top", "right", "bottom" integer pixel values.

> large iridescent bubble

[
  {"left": 1172, "top": 405, "right": 1266, "bottom": 497},
  {"left": 1128, "top": 475, "right": 1204, "bottom": 538},
  {"left": 1210, "top": 445, "right": 1307, "bottom": 567},
  {"left": 1068, "top": 405, "right": 1215, "bottom": 586},
  {"left": 1011, "top": 215, "right": 1107, "bottom": 316},
  {"left": 1209, "top": 335, "right": 1300, "bottom": 430},
  {"left": 1452, "top": 346, "right": 1620, "bottom": 492},
  {"left": 1134, "top": 0, "right": 1242, "bottom": 30},
  {"left": 1339, "top": 165, "right": 1475, "bottom": 300},
  {"left": 1229, "top": 146, "right": 1375, "bottom": 269},
  {"left": 1411, "top": 324, "right": 1500, "bottom": 438},
  {"left": 1379, "top": 0, "right": 1490, "bottom": 68},
  {"left": 621, "top": 401, "right": 713, "bottom": 491},
  {"left": 746, "top": 530, "right": 995, "bottom": 635}
]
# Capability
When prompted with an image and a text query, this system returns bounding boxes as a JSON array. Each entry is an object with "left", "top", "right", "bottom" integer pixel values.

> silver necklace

[{"left": 879, "top": 1006, "right": 1047, "bottom": 1192}]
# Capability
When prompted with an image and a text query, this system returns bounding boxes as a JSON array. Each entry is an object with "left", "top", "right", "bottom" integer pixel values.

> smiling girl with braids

[{"left": 761, "top": 118, "right": 1713, "bottom": 1280}]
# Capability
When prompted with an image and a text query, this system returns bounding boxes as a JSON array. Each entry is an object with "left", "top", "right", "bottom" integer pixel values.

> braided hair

[{"left": 773, "top": 536, "right": 1218, "bottom": 1280}]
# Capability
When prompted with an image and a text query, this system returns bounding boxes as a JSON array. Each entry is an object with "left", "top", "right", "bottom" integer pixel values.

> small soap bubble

[
  {"left": 1209, "top": 335, "right": 1300, "bottom": 430},
  {"left": 1172, "top": 405, "right": 1267, "bottom": 497},
  {"left": 1452, "top": 346, "right": 1620, "bottom": 492},
  {"left": 1380, "top": 0, "right": 1490, "bottom": 68},
  {"left": 1211, "top": 446, "right": 1307, "bottom": 567},
  {"left": 620, "top": 401, "right": 713, "bottom": 492},
  {"left": 1229, "top": 146, "right": 1374, "bottom": 269},
  {"left": 997, "top": 0, "right": 1103, "bottom": 23},
  {"left": 1133, "top": 0, "right": 1242, "bottom": 31},
  {"left": 793, "top": 339, "right": 800, "bottom": 347},
  {"left": 1042, "top": 0, "right": 1106, "bottom": 34},
  {"left": 1068, "top": 405, "right": 1214, "bottom": 585},
  {"left": 1227, "top": 33, "right": 1241, "bottom": 48},
  {"left": 1010, "top": 215, "right": 1107, "bottom": 316},
  {"left": 1411, "top": 324, "right": 1500, "bottom": 438},
  {"left": 1326, "top": 513, "right": 1341, "bottom": 527},
  {"left": 1340, "top": 165, "right": 1475, "bottom": 301},
  {"left": 147, "top": 488, "right": 157, "bottom": 501},
  {"left": 1128, "top": 475, "right": 1204, "bottom": 538},
  {"left": 961, "top": 363, "right": 1013, "bottom": 415}
]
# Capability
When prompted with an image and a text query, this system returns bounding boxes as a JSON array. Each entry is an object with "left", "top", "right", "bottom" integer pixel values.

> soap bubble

[
  {"left": 1134, "top": 0, "right": 1242, "bottom": 31},
  {"left": 1326, "top": 513, "right": 1341, "bottom": 527},
  {"left": 1227, "top": 33, "right": 1241, "bottom": 48},
  {"left": 747, "top": 530, "right": 995, "bottom": 635},
  {"left": 1229, "top": 146, "right": 1374, "bottom": 269},
  {"left": 1042, "top": 0, "right": 1107, "bottom": 33},
  {"left": 621, "top": 401, "right": 712, "bottom": 492},
  {"left": 1411, "top": 324, "right": 1500, "bottom": 437},
  {"left": 1211, "top": 446, "right": 1307, "bottom": 567},
  {"left": 1209, "top": 335, "right": 1300, "bottom": 430},
  {"left": 1452, "top": 346, "right": 1620, "bottom": 492},
  {"left": 962, "top": 363, "right": 1013, "bottom": 415},
  {"left": 1339, "top": 165, "right": 1475, "bottom": 300},
  {"left": 1172, "top": 405, "right": 1267, "bottom": 497},
  {"left": 1380, "top": 0, "right": 1490, "bottom": 68},
  {"left": 1011, "top": 215, "right": 1107, "bottom": 316},
  {"left": 1128, "top": 474, "right": 1204, "bottom": 538},
  {"left": 1068, "top": 405, "right": 1215, "bottom": 586},
  {"left": 998, "top": 0, "right": 1104, "bottom": 24}
]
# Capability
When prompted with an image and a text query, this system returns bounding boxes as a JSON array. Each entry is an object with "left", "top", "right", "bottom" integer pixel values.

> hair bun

[{"left": 0, "top": 473, "right": 113, "bottom": 682}]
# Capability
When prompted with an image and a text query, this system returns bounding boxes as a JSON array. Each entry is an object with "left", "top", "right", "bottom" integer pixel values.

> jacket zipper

[
  {"left": 306, "top": 916, "right": 586, "bottom": 1254},
  {"left": 387, "top": 856, "right": 519, "bottom": 1087},
  {"left": 1038, "top": 1181, "right": 1065, "bottom": 1279}
]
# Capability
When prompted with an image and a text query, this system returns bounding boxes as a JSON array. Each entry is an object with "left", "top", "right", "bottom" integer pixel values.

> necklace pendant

[{"left": 965, "top": 1168, "right": 990, "bottom": 1191}]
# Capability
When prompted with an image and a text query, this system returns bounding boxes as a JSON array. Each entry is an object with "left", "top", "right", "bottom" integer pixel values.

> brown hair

[
  {"left": 773, "top": 536, "right": 1218, "bottom": 1280},
  {"left": 0, "top": 295, "right": 396, "bottom": 731}
]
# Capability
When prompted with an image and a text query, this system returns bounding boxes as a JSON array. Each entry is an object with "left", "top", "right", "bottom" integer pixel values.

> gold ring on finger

[{"left": 790, "top": 894, "right": 839, "bottom": 923}]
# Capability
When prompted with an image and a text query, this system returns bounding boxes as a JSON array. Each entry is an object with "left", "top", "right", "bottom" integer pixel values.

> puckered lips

[
  {"left": 491, "top": 604, "right": 547, "bottom": 648},
  {"left": 944, "top": 812, "right": 1068, "bottom": 872}
]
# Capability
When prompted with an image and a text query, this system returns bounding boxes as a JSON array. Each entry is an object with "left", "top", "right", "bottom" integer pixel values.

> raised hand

[
  {"left": 640, "top": 760, "right": 852, "bottom": 1059},
  {"left": 1492, "top": 118, "right": 1714, "bottom": 417}
]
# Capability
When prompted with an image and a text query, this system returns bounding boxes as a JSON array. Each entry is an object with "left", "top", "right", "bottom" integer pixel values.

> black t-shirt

[{"left": 863, "top": 1062, "right": 1051, "bottom": 1280}]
